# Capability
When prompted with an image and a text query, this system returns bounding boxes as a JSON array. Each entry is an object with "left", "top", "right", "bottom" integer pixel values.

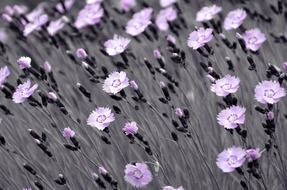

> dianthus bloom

[
  {"left": 223, "top": 9, "right": 247, "bottom": 30},
  {"left": 126, "top": 8, "right": 153, "bottom": 36},
  {"left": 103, "top": 71, "right": 129, "bottom": 94},
  {"left": 216, "top": 146, "right": 246, "bottom": 173},
  {"left": 17, "top": 56, "right": 31, "bottom": 70},
  {"left": 123, "top": 121, "right": 139, "bottom": 135},
  {"left": 12, "top": 79, "right": 38, "bottom": 104},
  {"left": 74, "top": 3, "right": 103, "bottom": 29},
  {"left": 104, "top": 34, "right": 131, "bottom": 56},
  {"left": 62, "top": 127, "right": 75, "bottom": 138},
  {"left": 87, "top": 107, "right": 115, "bottom": 130},
  {"left": 254, "top": 80, "right": 286, "bottom": 104},
  {"left": 156, "top": 7, "right": 177, "bottom": 31},
  {"left": 242, "top": 28, "right": 266, "bottom": 52},
  {"left": 163, "top": 186, "right": 184, "bottom": 190},
  {"left": 119, "top": 0, "right": 136, "bottom": 12},
  {"left": 196, "top": 5, "right": 222, "bottom": 22},
  {"left": 0, "top": 66, "right": 10, "bottom": 88},
  {"left": 160, "top": 0, "right": 177, "bottom": 8},
  {"left": 211, "top": 75, "right": 240, "bottom": 97},
  {"left": 217, "top": 106, "right": 246, "bottom": 129},
  {"left": 187, "top": 27, "right": 213, "bottom": 49},
  {"left": 124, "top": 162, "right": 152, "bottom": 188},
  {"left": 246, "top": 148, "right": 262, "bottom": 162},
  {"left": 56, "top": 0, "right": 75, "bottom": 13},
  {"left": 47, "top": 17, "right": 66, "bottom": 36}
]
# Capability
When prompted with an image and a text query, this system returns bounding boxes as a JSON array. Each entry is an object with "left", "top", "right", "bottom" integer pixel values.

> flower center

[
  {"left": 248, "top": 37, "right": 257, "bottom": 44},
  {"left": 96, "top": 115, "right": 107, "bottom": 123},
  {"left": 221, "top": 83, "right": 232, "bottom": 90},
  {"left": 264, "top": 89, "right": 275, "bottom": 98},
  {"left": 112, "top": 79, "right": 121, "bottom": 87},
  {"left": 197, "top": 35, "right": 206, "bottom": 42},
  {"left": 227, "top": 155, "right": 238, "bottom": 165},
  {"left": 133, "top": 169, "right": 143, "bottom": 179},
  {"left": 227, "top": 114, "right": 238, "bottom": 122}
]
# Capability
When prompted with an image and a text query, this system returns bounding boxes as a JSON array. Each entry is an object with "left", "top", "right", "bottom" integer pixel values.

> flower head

[
  {"left": 43, "top": 61, "right": 52, "bottom": 73},
  {"left": 255, "top": 80, "right": 286, "bottom": 104},
  {"left": 163, "top": 186, "right": 184, "bottom": 190},
  {"left": 126, "top": 8, "right": 153, "bottom": 36},
  {"left": 156, "top": 7, "right": 177, "bottom": 31},
  {"left": 74, "top": 3, "right": 103, "bottom": 29},
  {"left": 124, "top": 162, "right": 152, "bottom": 188},
  {"left": 62, "top": 127, "right": 75, "bottom": 138},
  {"left": 12, "top": 79, "right": 38, "bottom": 103},
  {"left": 196, "top": 5, "right": 222, "bottom": 22},
  {"left": 216, "top": 146, "right": 246, "bottom": 173},
  {"left": 56, "top": 0, "right": 75, "bottom": 13},
  {"left": 103, "top": 71, "right": 129, "bottom": 94},
  {"left": 242, "top": 28, "right": 266, "bottom": 52},
  {"left": 76, "top": 48, "right": 88, "bottom": 59},
  {"left": 104, "top": 34, "right": 131, "bottom": 56},
  {"left": 17, "top": 56, "right": 31, "bottom": 70},
  {"left": 211, "top": 75, "right": 240, "bottom": 97},
  {"left": 246, "top": 148, "right": 262, "bottom": 162},
  {"left": 23, "top": 8, "right": 49, "bottom": 37},
  {"left": 0, "top": 66, "right": 10, "bottom": 88},
  {"left": 187, "top": 27, "right": 213, "bottom": 50},
  {"left": 123, "top": 121, "right": 139, "bottom": 135},
  {"left": 119, "top": 0, "right": 136, "bottom": 12},
  {"left": 175, "top": 108, "right": 184, "bottom": 118},
  {"left": 87, "top": 107, "right": 115, "bottom": 130},
  {"left": 160, "top": 0, "right": 177, "bottom": 8},
  {"left": 217, "top": 106, "right": 246, "bottom": 129},
  {"left": 47, "top": 17, "right": 66, "bottom": 36},
  {"left": 224, "top": 9, "right": 247, "bottom": 30}
]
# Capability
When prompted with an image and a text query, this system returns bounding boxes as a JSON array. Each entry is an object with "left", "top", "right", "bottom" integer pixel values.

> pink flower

[
  {"left": 211, "top": 75, "right": 240, "bottom": 97},
  {"left": 224, "top": 9, "right": 247, "bottom": 30},
  {"left": 62, "top": 127, "right": 75, "bottom": 138},
  {"left": 0, "top": 66, "right": 10, "bottom": 88},
  {"left": 196, "top": 5, "right": 222, "bottom": 22},
  {"left": 163, "top": 186, "right": 184, "bottom": 190},
  {"left": 123, "top": 121, "right": 139, "bottom": 135},
  {"left": 187, "top": 27, "right": 213, "bottom": 50},
  {"left": 126, "top": 8, "right": 153, "bottom": 36},
  {"left": 12, "top": 79, "right": 38, "bottom": 104},
  {"left": 156, "top": 7, "right": 177, "bottom": 31},
  {"left": 104, "top": 34, "right": 131, "bottom": 56},
  {"left": 87, "top": 107, "right": 115, "bottom": 130},
  {"left": 160, "top": 0, "right": 177, "bottom": 8},
  {"left": 119, "top": 0, "right": 136, "bottom": 12},
  {"left": 242, "top": 28, "right": 266, "bottom": 52},
  {"left": 103, "top": 71, "right": 129, "bottom": 94},
  {"left": 217, "top": 106, "right": 246, "bottom": 129},
  {"left": 56, "top": 0, "right": 75, "bottom": 13},
  {"left": 17, "top": 56, "right": 31, "bottom": 70},
  {"left": 47, "top": 17, "right": 66, "bottom": 36},
  {"left": 246, "top": 148, "right": 262, "bottom": 162},
  {"left": 216, "top": 146, "right": 246, "bottom": 173},
  {"left": 124, "top": 162, "right": 152, "bottom": 188},
  {"left": 255, "top": 80, "right": 286, "bottom": 104},
  {"left": 23, "top": 14, "right": 49, "bottom": 36},
  {"left": 74, "top": 3, "right": 104, "bottom": 29}
]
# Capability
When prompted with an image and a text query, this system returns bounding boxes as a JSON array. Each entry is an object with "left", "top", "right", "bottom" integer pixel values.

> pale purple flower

[
  {"left": 104, "top": 34, "right": 131, "bottom": 56},
  {"left": 1, "top": 14, "right": 12, "bottom": 23},
  {"left": 216, "top": 146, "right": 246, "bottom": 173},
  {"left": 47, "top": 17, "right": 66, "bottom": 36},
  {"left": 175, "top": 108, "right": 184, "bottom": 118},
  {"left": 74, "top": 3, "right": 104, "bottom": 29},
  {"left": 211, "top": 75, "right": 240, "bottom": 97},
  {"left": 124, "top": 162, "right": 152, "bottom": 188},
  {"left": 12, "top": 79, "right": 38, "bottom": 104},
  {"left": 224, "top": 9, "right": 247, "bottom": 30},
  {"left": 156, "top": 7, "right": 177, "bottom": 31},
  {"left": 160, "top": 0, "right": 177, "bottom": 8},
  {"left": 4, "top": 5, "right": 14, "bottom": 16},
  {"left": 254, "top": 80, "right": 286, "bottom": 104},
  {"left": 13, "top": 5, "right": 28, "bottom": 16},
  {"left": 62, "top": 127, "right": 75, "bottom": 138},
  {"left": 187, "top": 27, "right": 213, "bottom": 50},
  {"left": 166, "top": 34, "right": 176, "bottom": 44},
  {"left": 242, "top": 28, "right": 266, "bottom": 52},
  {"left": 123, "top": 121, "right": 139, "bottom": 135},
  {"left": 246, "top": 148, "right": 262, "bottom": 162},
  {"left": 163, "top": 186, "right": 184, "bottom": 190},
  {"left": 266, "top": 111, "right": 274, "bottom": 121},
  {"left": 126, "top": 8, "right": 153, "bottom": 36},
  {"left": 76, "top": 48, "right": 88, "bottom": 59},
  {"left": 43, "top": 61, "right": 52, "bottom": 73},
  {"left": 0, "top": 66, "right": 10, "bottom": 88},
  {"left": 17, "top": 56, "right": 31, "bottom": 70},
  {"left": 87, "top": 107, "right": 115, "bottom": 130},
  {"left": 153, "top": 49, "right": 162, "bottom": 59},
  {"left": 217, "top": 106, "right": 246, "bottom": 129},
  {"left": 56, "top": 0, "right": 75, "bottom": 13},
  {"left": 119, "top": 0, "right": 136, "bottom": 12},
  {"left": 48, "top": 92, "right": 58, "bottom": 101},
  {"left": 196, "top": 5, "right": 222, "bottom": 22},
  {"left": 103, "top": 71, "right": 129, "bottom": 94},
  {"left": 130, "top": 80, "right": 138, "bottom": 90},
  {"left": 23, "top": 14, "right": 49, "bottom": 36}
]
